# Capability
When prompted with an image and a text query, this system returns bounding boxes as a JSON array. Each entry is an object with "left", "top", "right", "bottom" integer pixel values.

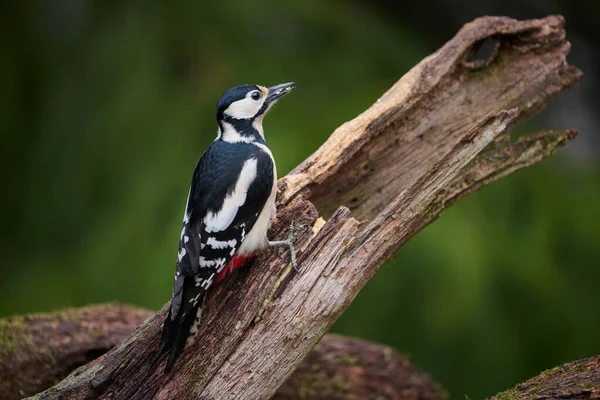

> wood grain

[{"left": 0, "top": 305, "right": 446, "bottom": 400}]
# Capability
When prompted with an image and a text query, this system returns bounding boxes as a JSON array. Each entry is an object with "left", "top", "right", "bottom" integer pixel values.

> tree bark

[
  {"left": 275, "top": 334, "right": 446, "bottom": 400},
  {"left": 490, "top": 356, "right": 600, "bottom": 400},
  {"left": 19, "top": 15, "right": 582, "bottom": 400},
  {"left": 0, "top": 305, "right": 446, "bottom": 400},
  {"left": 3, "top": 305, "right": 599, "bottom": 399},
  {"left": 0, "top": 304, "right": 154, "bottom": 399}
]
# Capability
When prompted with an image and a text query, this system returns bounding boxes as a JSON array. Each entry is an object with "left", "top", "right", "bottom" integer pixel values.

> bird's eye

[{"left": 251, "top": 91, "right": 261, "bottom": 101}]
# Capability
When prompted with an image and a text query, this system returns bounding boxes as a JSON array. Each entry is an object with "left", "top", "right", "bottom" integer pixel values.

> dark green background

[{"left": 2, "top": 1, "right": 599, "bottom": 398}]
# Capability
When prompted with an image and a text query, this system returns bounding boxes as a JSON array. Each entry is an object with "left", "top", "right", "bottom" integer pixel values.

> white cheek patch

[{"left": 224, "top": 94, "right": 265, "bottom": 119}]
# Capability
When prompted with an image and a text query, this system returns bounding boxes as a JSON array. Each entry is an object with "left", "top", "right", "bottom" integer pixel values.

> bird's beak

[{"left": 266, "top": 82, "right": 295, "bottom": 104}]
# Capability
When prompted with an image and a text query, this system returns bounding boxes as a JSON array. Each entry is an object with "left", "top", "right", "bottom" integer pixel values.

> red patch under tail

[{"left": 215, "top": 253, "right": 256, "bottom": 283}]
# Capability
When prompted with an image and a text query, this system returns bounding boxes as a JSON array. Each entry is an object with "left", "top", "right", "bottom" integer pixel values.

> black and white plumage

[{"left": 159, "top": 82, "right": 296, "bottom": 371}]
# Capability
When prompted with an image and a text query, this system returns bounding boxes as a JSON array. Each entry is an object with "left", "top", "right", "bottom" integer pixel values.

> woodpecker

[{"left": 159, "top": 82, "right": 297, "bottom": 371}]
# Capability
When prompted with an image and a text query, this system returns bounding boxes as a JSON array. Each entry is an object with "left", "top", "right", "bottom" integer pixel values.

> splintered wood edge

[
  {"left": 444, "top": 128, "right": 578, "bottom": 206},
  {"left": 278, "top": 14, "right": 581, "bottom": 218},
  {"left": 348, "top": 109, "right": 518, "bottom": 264}
]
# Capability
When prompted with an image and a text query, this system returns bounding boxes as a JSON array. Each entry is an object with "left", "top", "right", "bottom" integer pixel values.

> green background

[{"left": 2, "top": 1, "right": 599, "bottom": 398}]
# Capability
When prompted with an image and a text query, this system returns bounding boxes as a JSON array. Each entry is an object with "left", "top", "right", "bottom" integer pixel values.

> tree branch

[
  {"left": 276, "top": 334, "right": 446, "bottom": 400},
  {"left": 490, "top": 356, "right": 600, "bottom": 399},
  {"left": 1, "top": 305, "right": 446, "bottom": 400},
  {"left": 23, "top": 15, "right": 582, "bottom": 400},
  {"left": 4, "top": 304, "right": 599, "bottom": 399},
  {"left": 0, "top": 304, "right": 153, "bottom": 399}
]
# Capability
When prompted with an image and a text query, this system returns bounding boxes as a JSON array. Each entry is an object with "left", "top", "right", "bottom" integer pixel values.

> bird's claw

[{"left": 268, "top": 220, "right": 304, "bottom": 273}]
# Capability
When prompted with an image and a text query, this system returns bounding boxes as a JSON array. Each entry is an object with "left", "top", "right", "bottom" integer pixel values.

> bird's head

[{"left": 215, "top": 82, "right": 295, "bottom": 142}]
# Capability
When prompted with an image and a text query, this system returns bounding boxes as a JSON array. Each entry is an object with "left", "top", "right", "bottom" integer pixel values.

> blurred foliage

[{"left": 1, "top": 1, "right": 599, "bottom": 399}]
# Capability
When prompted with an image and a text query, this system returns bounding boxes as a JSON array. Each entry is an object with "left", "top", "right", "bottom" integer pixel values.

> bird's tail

[{"left": 160, "top": 290, "right": 205, "bottom": 371}]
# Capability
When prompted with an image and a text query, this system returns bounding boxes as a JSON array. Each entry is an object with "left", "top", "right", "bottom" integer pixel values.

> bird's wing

[{"left": 170, "top": 142, "right": 274, "bottom": 321}]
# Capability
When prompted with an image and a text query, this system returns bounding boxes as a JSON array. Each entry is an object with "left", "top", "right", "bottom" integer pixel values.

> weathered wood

[
  {"left": 0, "top": 304, "right": 153, "bottom": 399},
  {"left": 490, "top": 356, "right": 600, "bottom": 400},
  {"left": 0, "top": 305, "right": 446, "bottom": 400},
  {"left": 275, "top": 334, "right": 446, "bottom": 400},
  {"left": 24, "top": 15, "right": 581, "bottom": 400},
  {"left": 5, "top": 305, "right": 600, "bottom": 400},
  {"left": 281, "top": 16, "right": 580, "bottom": 221}
]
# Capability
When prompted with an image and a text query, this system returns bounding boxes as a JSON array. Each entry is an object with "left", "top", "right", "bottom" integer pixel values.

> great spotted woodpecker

[{"left": 159, "top": 82, "right": 297, "bottom": 371}]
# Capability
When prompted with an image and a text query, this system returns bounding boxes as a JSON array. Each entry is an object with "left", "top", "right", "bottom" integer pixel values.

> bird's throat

[{"left": 219, "top": 118, "right": 265, "bottom": 143}]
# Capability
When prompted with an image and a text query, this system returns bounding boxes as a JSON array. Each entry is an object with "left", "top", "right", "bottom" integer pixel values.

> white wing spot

[
  {"left": 199, "top": 257, "right": 226, "bottom": 269},
  {"left": 178, "top": 248, "right": 187, "bottom": 262},
  {"left": 199, "top": 257, "right": 216, "bottom": 268},
  {"left": 190, "top": 293, "right": 202, "bottom": 304},
  {"left": 240, "top": 223, "right": 246, "bottom": 242},
  {"left": 216, "top": 258, "right": 228, "bottom": 273},
  {"left": 201, "top": 273, "right": 215, "bottom": 289},
  {"left": 207, "top": 236, "right": 237, "bottom": 249},
  {"left": 184, "top": 235, "right": 189, "bottom": 243}
]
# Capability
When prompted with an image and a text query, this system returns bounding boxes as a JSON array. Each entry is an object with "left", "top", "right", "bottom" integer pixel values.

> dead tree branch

[
  {"left": 276, "top": 334, "right": 446, "bottom": 400},
  {"left": 1, "top": 305, "right": 446, "bottom": 400},
  {"left": 0, "top": 304, "right": 153, "bottom": 399},
  {"left": 4, "top": 304, "right": 600, "bottom": 399},
  {"left": 23, "top": 15, "right": 582, "bottom": 400}
]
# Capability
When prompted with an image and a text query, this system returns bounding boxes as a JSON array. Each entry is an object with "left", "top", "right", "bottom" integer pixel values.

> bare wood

[
  {"left": 0, "top": 304, "right": 153, "bottom": 399},
  {"left": 0, "top": 305, "right": 446, "bottom": 400},
  {"left": 25, "top": 15, "right": 581, "bottom": 400},
  {"left": 281, "top": 16, "right": 581, "bottom": 221},
  {"left": 444, "top": 129, "right": 578, "bottom": 206}
]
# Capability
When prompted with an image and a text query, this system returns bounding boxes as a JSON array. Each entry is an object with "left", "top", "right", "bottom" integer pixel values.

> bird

[{"left": 159, "top": 82, "right": 297, "bottom": 371}]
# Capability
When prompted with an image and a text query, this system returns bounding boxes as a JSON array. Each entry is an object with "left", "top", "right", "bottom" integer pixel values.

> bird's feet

[{"left": 267, "top": 221, "right": 304, "bottom": 272}]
